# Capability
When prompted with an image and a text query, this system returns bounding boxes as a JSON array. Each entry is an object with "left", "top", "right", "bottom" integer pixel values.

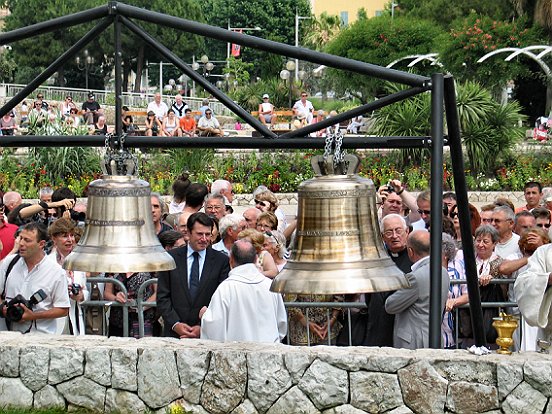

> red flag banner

[{"left": 231, "top": 29, "right": 243, "bottom": 57}]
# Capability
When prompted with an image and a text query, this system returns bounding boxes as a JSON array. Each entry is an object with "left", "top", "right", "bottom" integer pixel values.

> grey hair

[
  {"left": 493, "top": 205, "right": 514, "bottom": 221},
  {"left": 271, "top": 230, "right": 288, "bottom": 259},
  {"left": 441, "top": 233, "right": 457, "bottom": 262},
  {"left": 380, "top": 213, "right": 407, "bottom": 233},
  {"left": 474, "top": 224, "right": 500, "bottom": 244},
  {"left": 218, "top": 214, "right": 244, "bottom": 238},
  {"left": 39, "top": 186, "right": 53, "bottom": 197},
  {"left": 151, "top": 192, "right": 166, "bottom": 214}
]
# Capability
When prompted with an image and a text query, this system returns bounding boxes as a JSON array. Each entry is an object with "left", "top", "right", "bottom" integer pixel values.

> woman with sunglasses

[
  {"left": 61, "top": 96, "right": 75, "bottom": 118},
  {"left": 448, "top": 203, "right": 481, "bottom": 248},
  {"left": 253, "top": 188, "right": 288, "bottom": 233}
]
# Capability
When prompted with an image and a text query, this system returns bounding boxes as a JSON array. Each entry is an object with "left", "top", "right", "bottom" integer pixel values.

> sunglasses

[
  {"left": 537, "top": 223, "right": 551, "bottom": 228},
  {"left": 417, "top": 209, "right": 431, "bottom": 215},
  {"left": 205, "top": 112, "right": 212, "bottom": 115},
  {"left": 37, "top": 96, "right": 43, "bottom": 99},
  {"left": 255, "top": 199, "right": 270, "bottom": 207},
  {"left": 449, "top": 212, "right": 458, "bottom": 219}
]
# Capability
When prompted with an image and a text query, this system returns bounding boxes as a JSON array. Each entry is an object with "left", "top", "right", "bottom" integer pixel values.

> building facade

[{"left": 310, "top": 0, "right": 388, "bottom": 25}]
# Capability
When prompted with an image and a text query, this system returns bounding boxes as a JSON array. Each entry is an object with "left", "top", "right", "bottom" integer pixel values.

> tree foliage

[
  {"left": 324, "top": 16, "right": 445, "bottom": 102},
  {"left": 438, "top": 14, "right": 545, "bottom": 90}
]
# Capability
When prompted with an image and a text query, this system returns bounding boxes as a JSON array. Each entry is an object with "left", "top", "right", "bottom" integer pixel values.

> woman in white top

[{"left": 162, "top": 109, "right": 180, "bottom": 137}]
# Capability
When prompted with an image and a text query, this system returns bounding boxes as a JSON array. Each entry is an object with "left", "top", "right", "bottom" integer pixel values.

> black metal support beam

[
  {"left": 0, "top": 5, "right": 109, "bottom": 44},
  {"left": 114, "top": 14, "right": 123, "bottom": 136},
  {"left": 429, "top": 73, "right": 444, "bottom": 349},
  {"left": 115, "top": 2, "right": 429, "bottom": 87},
  {"left": 0, "top": 135, "right": 436, "bottom": 149},
  {"left": 0, "top": 17, "right": 114, "bottom": 118},
  {"left": 119, "top": 16, "right": 276, "bottom": 139},
  {"left": 280, "top": 86, "right": 429, "bottom": 139},
  {"left": 444, "top": 75, "right": 486, "bottom": 347}
]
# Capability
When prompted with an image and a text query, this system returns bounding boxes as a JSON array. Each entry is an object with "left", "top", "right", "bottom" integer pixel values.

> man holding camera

[{"left": 0, "top": 222, "right": 69, "bottom": 334}]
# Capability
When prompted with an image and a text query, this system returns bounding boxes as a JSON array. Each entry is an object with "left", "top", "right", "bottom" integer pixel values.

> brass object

[
  {"left": 271, "top": 154, "right": 409, "bottom": 294},
  {"left": 63, "top": 175, "right": 176, "bottom": 273},
  {"left": 492, "top": 312, "right": 519, "bottom": 355}
]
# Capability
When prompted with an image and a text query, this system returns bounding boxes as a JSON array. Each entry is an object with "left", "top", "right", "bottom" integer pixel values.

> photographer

[
  {"left": 378, "top": 179, "right": 424, "bottom": 230},
  {"left": 0, "top": 222, "right": 69, "bottom": 334},
  {"left": 49, "top": 218, "right": 88, "bottom": 335}
]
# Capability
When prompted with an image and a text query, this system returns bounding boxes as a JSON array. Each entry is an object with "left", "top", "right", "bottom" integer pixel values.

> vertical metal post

[
  {"left": 429, "top": 73, "right": 444, "bottom": 348},
  {"left": 444, "top": 75, "right": 486, "bottom": 347},
  {"left": 114, "top": 14, "right": 122, "bottom": 136}
]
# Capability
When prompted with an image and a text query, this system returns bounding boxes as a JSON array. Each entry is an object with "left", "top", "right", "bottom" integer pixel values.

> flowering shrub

[{"left": 3, "top": 148, "right": 552, "bottom": 198}]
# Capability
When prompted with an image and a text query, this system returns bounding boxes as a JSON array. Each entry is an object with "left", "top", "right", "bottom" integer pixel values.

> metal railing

[
  {"left": 0, "top": 83, "right": 232, "bottom": 116},
  {"left": 80, "top": 277, "right": 523, "bottom": 347}
]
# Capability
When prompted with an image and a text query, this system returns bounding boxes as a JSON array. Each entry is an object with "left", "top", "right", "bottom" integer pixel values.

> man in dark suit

[{"left": 157, "top": 212, "right": 229, "bottom": 338}]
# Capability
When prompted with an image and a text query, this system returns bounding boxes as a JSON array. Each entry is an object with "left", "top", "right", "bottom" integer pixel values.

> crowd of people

[{"left": 1, "top": 173, "right": 551, "bottom": 351}]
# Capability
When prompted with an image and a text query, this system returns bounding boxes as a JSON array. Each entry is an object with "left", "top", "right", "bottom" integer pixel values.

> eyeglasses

[
  {"left": 301, "top": 94, "right": 307, "bottom": 97},
  {"left": 383, "top": 228, "right": 405, "bottom": 238},
  {"left": 205, "top": 204, "right": 223, "bottom": 211},
  {"left": 66, "top": 97, "right": 72, "bottom": 101},
  {"left": 449, "top": 212, "right": 458, "bottom": 219},
  {"left": 491, "top": 218, "right": 511, "bottom": 224},
  {"left": 537, "top": 223, "right": 552, "bottom": 228},
  {"left": 417, "top": 209, "right": 431, "bottom": 215},
  {"left": 481, "top": 218, "right": 493, "bottom": 223}
]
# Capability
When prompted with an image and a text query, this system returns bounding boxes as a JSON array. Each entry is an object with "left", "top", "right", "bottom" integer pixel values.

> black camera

[
  {"left": 70, "top": 210, "right": 85, "bottom": 222},
  {"left": 70, "top": 283, "right": 81, "bottom": 296},
  {"left": 1, "top": 290, "right": 47, "bottom": 322},
  {"left": 386, "top": 183, "right": 395, "bottom": 193}
]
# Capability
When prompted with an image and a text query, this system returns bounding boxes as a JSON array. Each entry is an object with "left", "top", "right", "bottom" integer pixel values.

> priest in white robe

[
  {"left": 514, "top": 243, "right": 552, "bottom": 348},
  {"left": 200, "top": 239, "right": 287, "bottom": 343}
]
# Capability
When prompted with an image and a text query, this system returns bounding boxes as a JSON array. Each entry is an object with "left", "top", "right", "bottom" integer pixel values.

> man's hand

[
  {"left": 199, "top": 306, "right": 208, "bottom": 318},
  {"left": 16, "top": 303, "right": 35, "bottom": 322},
  {"left": 174, "top": 322, "right": 200, "bottom": 338},
  {"left": 49, "top": 198, "right": 75, "bottom": 210}
]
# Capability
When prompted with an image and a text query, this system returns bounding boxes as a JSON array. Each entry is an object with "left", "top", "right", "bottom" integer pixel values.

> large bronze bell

[
  {"left": 271, "top": 154, "right": 408, "bottom": 294},
  {"left": 63, "top": 175, "right": 176, "bottom": 273}
]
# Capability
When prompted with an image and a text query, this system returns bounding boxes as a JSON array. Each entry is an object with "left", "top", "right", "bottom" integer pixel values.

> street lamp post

[
  {"left": 76, "top": 50, "right": 95, "bottom": 90},
  {"left": 280, "top": 60, "right": 296, "bottom": 108},
  {"left": 295, "top": 13, "right": 311, "bottom": 80}
]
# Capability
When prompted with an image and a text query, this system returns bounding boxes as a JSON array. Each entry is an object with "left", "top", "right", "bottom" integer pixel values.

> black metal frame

[{"left": 0, "top": 1, "right": 485, "bottom": 348}]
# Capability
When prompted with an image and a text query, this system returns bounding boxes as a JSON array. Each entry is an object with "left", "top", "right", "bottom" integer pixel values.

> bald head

[
  {"left": 407, "top": 230, "right": 430, "bottom": 260},
  {"left": 3, "top": 191, "right": 22, "bottom": 211},
  {"left": 243, "top": 207, "right": 261, "bottom": 229},
  {"left": 230, "top": 239, "right": 257, "bottom": 268}
]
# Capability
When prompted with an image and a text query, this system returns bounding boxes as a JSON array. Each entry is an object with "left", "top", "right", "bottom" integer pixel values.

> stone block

[
  {"left": 298, "top": 359, "right": 348, "bottom": 410},
  {"left": 247, "top": 352, "right": 292, "bottom": 413},
  {"left": 105, "top": 388, "right": 149, "bottom": 413},
  {"left": 398, "top": 360, "right": 447, "bottom": 414},
  {"left": 201, "top": 350, "right": 247, "bottom": 414},
  {"left": 20, "top": 346, "right": 49, "bottom": 391},
  {"left": 34, "top": 384, "right": 65, "bottom": 410},
  {"left": 0, "top": 377, "right": 33, "bottom": 409},
  {"left": 85, "top": 347, "right": 112, "bottom": 386},
  {"left": 497, "top": 362, "right": 523, "bottom": 400},
  {"left": 0, "top": 345, "right": 19, "bottom": 377},
  {"left": 112, "top": 348, "right": 138, "bottom": 391},
  {"left": 350, "top": 371, "right": 402, "bottom": 413},
  {"left": 322, "top": 404, "right": 367, "bottom": 414},
  {"left": 284, "top": 350, "right": 314, "bottom": 383},
  {"left": 502, "top": 381, "right": 547, "bottom": 414},
  {"left": 49, "top": 347, "right": 84, "bottom": 384},
  {"left": 433, "top": 359, "right": 495, "bottom": 385},
  {"left": 137, "top": 348, "right": 181, "bottom": 409},
  {"left": 176, "top": 347, "right": 210, "bottom": 404},
  {"left": 57, "top": 376, "right": 106, "bottom": 412},
  {"left": 266, "top": 386, "right": 319, "bottom": 414},
  {"left": 446, "top": 381, "right": 499, "bottom": 413},
  {"left": 524, "top": 360, "right": 552, "bottom": 397},
  {"left": 231, "top": 399, "right": 260, "bottom": 414}
]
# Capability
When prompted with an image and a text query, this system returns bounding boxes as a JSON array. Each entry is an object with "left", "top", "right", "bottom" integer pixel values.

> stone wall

[{"left": 0, "top": 332, "right": 550, "bottom": 414}]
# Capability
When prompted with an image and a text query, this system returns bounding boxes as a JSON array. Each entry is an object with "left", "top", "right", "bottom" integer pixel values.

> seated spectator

[
  {"left": 122, "top": 106, "right": 137, "bottom": 135},
  {"left": 82, "top": 93, "right": 101, "bottom": 125},
  {"left": 198, "top": 98, "right": 211, "bottom": 118},
  {"left": 29, "top": 100, "right": 47, "bottom": 126},
  {"left": 258, "top": 94, "right": 277, "bottom": 128},
  {"left": 197, "top": 109, "right": 223, "bottom": 137},
  {"left": 179, "top": 108, "right": 197, "bottom": 137},
  {"left": 61, "top": 95, "right": 75, "bottom": 118},
  {"left": 66, "top": 107, "right": 81, "bottom": 128},
  {"left": 346, "top": 116, "right": 363, "bottom": 134},
  {"left": 147, "top": 92, "right": 168, "bottom": 121},
  {"left": 162, "top": 109, "right": 180, "bottom": 137},
  {"left": 0, "top": 111, "right": 17, "bottom": 135},
  {"left": 310, "top": 110, "right": 326, "bottom": 137},
  {"left": 144, "top": 111, "right": 161, "bottom": 137},
  {"left": 94, "top": 115, "right": 108, "bottom": 135},
  {"left": 36, "top": 92, "right": 48, "bottom": 111},
  {"left": 171, "top": 94, "right": 188, "bottom": 119}
]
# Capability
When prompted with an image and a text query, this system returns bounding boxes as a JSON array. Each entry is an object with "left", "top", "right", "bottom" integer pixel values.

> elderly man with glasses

[
  {"left": 492, "top": 205, "right": 521, "bottom": 259},
  {"left": 197, "top": 109, "right": 223, "bottom": 137}
]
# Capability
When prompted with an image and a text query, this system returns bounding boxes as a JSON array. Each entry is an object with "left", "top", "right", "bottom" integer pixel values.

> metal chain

[
  {"left": 333, "top": 129, "right": 345, "bottom": 166},
  {"left": 323, "top": 133, "right": 333, "bottom": 159}
]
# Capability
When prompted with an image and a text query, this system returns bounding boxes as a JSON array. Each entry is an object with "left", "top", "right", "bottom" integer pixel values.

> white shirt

[
  {"left": 293, "top": 99, "right": 314, "bottom": 122},
  {"left": 495, "top": 233, "right": 521, "bottom": 259},
  {"left": 200, "top": 263, "right": 287, "bottom": 342},
  {"left": 211, "top": 240, "right": 229, "bottom": 256},
  {"left": 147, "top": 100, "right": 169, "bottom": 119},
  {"left": 198, "top": 116, "right": 220, "bottom": 129},
  {"left": 0, "top": 254, "right": 70, "bottom": 334}
]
